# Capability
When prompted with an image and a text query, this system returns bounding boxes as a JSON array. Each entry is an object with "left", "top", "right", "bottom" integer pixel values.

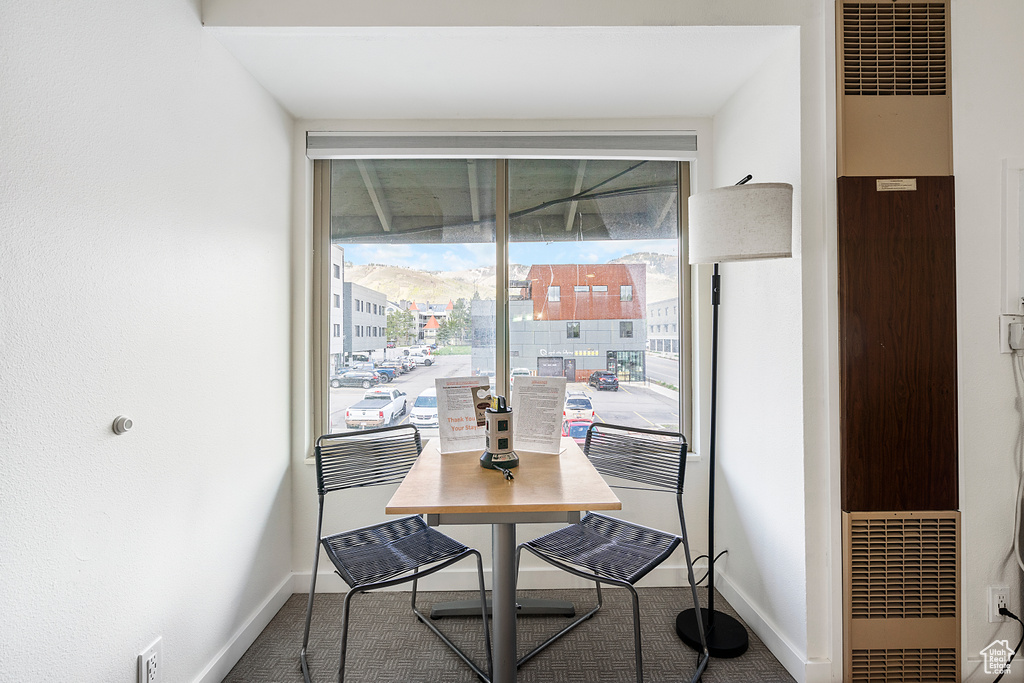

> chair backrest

[
  {"left": 314, "top": 424, "right": 422, "bottom": 495},
  {"left": 583, "top": 422, "right": 688, "bottom": 494}
]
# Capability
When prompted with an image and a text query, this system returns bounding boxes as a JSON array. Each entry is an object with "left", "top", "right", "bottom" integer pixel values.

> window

[
  {"left": 333, "top": 324, "right": 341, "bottom": 337},
  {"left": 333, "top": 264, "right": 341, "bottom": 279},
  {"left": 315, "top": 157, "right": 690, "bottom": 439},
  {"left": 333, "top": 294, "right": 340, "bottom": 308}
]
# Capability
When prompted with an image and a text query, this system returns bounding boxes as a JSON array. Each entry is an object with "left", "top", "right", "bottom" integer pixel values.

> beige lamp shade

[{"left": 688, "top": 182, "right": 794, "bottom": 264}]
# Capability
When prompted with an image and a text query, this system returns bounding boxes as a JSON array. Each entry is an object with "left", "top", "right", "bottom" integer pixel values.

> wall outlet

[
  {"left": 990, "top": 586, "right": 1009, "bottom": 623},
  {"left": 138, "top": 637, "right": 161, "bottom": 683},
  {"left": 1000, "top": 315, "right": 1024, "bottom": 353}
]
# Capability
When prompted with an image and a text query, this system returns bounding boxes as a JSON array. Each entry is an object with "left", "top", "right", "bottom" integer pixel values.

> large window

[{"left": 315, "top": 157, "right": 689, "bottom": 438}]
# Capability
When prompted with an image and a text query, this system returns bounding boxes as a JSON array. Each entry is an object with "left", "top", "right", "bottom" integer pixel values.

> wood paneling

[{"left": 838, "top": 176, "right": 958, "bottom": 511}]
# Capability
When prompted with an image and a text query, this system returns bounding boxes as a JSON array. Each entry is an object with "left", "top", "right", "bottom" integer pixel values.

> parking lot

[{"left": 329, "top": 350, "right": 682, "bottom": 437}]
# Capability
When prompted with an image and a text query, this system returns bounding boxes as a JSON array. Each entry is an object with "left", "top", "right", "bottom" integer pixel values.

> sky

[{"left": 341, "top": 239, "right": 677, "bottom": 271}]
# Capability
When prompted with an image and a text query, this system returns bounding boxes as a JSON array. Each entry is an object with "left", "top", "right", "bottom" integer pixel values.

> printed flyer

[
  {"left": 509, "top": 376, "right": 566, "bottom": 454},
  {"left": 435, "top": 376, "right": 492, "bottom": 454}
]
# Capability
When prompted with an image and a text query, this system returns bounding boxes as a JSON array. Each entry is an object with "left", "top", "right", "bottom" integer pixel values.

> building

[
  {"left": 329, "top": 245, "right": 346, "bottom": 371},
  {"left": 646, "top": 297, "right": 679, "bottom": 354},
  {"left": 492, "top": 264, "right": 648, "bottom": 381},
  {"left": 406, "top": 301, "right": 454, "bottom": 342},
  {"left": 3, "top": 3, "right": 1020, "bottom": 682},
  {"left": 343, "top": 283, "right": 387, "bottom": 358}
]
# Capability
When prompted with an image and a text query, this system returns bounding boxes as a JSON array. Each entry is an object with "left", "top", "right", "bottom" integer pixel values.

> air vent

[
  {"left": 836, "top": 0, "right": 952, "bottom": 176},
  {"left": 843, "top": 512, "right": 960, "bottom": 682},
  {"left": 842, "top": 2, "right": 947, "bottom": 96},
  {"left": 850, "top": 648, "right": 958, "bottom": 682},
  {"left": 849, "top": 515, "right": 957, "bottom": 618}
]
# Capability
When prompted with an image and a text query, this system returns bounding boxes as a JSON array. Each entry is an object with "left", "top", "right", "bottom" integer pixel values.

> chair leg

[
  {"left": 679, "top": 521, "right": 710, "bottom": 682},
  {"left": 627, "top": 585, "right": 644, "bottom": 683},
  {"left": 475, "top": 550, "right": 493, "bottom": 677},
  {"left": 300, "top": 501, "right": 326, "bottom": 682},
  {"left": 514, "top": 545, "right": 605, "bottom": 669},
  {"left": 338, "top": 588, "right": 357, "bottom": 683}
]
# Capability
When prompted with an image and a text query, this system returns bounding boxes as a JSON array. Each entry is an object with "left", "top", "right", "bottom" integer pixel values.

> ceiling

[{"left": 206, "top": 25, "right": 794, "bottom": 120}]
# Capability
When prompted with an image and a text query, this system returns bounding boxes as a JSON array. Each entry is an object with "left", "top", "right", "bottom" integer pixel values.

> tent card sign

[
  {"left": 435, "top": 376, "right": 492, "bottom": 454},
  {"left": 509, "top": 376, "right": 566, "bottom": 454}
]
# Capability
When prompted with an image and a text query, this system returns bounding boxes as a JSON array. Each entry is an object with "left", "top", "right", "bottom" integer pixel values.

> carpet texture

[{"left": 223, "top": 588, "right": 796, "bottom": 682}]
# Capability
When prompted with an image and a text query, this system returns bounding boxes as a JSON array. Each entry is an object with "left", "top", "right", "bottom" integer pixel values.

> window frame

[{"left": 311, "top": 155, "right": 693, "bottom": 452}]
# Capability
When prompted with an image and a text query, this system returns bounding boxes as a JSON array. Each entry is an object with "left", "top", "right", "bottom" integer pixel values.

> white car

[
  {"left": 409, "top": 388, "right": 439, "bottom": 428},
  {"left": 563, "top": 392, "right": 595, "bottom": 421},
  {"left": 408, "top": 350, "right": 434, "bottom": 366}
]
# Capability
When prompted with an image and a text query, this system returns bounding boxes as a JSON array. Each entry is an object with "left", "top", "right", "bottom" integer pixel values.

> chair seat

[
  {"left": 322, "top": 515, "right": 471, "bottom": 588},
  {"left": 522, "top": 512, "right": 680, "bottom": 585}
]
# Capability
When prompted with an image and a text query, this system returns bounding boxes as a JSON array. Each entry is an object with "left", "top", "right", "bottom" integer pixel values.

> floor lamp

[{"left": 675, "top": 179, "right": 794, "bottom": 659}]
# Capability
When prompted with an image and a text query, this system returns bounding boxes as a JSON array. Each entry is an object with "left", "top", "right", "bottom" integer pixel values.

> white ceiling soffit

[{"left": 207, "top": 26, "right": 794, "bottom": 120}]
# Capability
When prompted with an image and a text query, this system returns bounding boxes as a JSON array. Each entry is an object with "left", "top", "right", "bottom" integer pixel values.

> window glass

[
  {"left": 508, "top": 159, "right": 681, "bottom": 432},
  {"left": 327, "top": 159, "right": 496, "bottom": 434},
  {"left": 318, "top": 157, "right": 685, "bottom": 437}
]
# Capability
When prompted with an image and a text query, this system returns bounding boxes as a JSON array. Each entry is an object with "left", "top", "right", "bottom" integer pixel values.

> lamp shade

[{"left": 688, "top": 182, "right": 794, "bottom": 264}]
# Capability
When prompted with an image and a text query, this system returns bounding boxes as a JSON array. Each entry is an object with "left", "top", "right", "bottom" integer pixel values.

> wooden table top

[{"left": 385, "top": 437, "right": 621, "bottom": 516}]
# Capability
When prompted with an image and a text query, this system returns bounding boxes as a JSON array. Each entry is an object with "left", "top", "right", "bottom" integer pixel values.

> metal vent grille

[
  {"left": 849, "top": 515, "right": 957, "bottom": 618},
  {"left": 850, "top": 648, "right": 958, "bottom": 682},
  {"left": 842, "top": 2, "right": 948, "bottom": 96}
]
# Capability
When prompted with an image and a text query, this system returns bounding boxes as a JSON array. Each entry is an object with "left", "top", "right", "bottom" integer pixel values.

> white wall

[
  {"left": 952, "top": 1, "right": 1024, "bottom": 679},
  {"left": 0, "top": 1, "right": 294, "bottom": 681},
  {"left": 706, "top": 31, "right": 808, "bottom": 672}
]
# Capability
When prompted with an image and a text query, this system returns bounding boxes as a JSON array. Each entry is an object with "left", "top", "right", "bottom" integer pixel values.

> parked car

[
  {"left": 588, "top": 370, "right": 619, "bottom": 391},
  {"left": 330, "top": 369, "right": 379, "bottom": 389},
  {"left": 345, "top": 387, "right": 408, "bottom": 429},
  {"left": 386, "top": 340, "right": 396, "bottom": 348},
  {"left": 408, "top": 350, "right": 433, "bottom": 366},
  {"left": 563, "top": 391, "right": 595, "bottom": 421},
  {"left": 379, "top": 360, "right": 406, "bottom": 375},
  {"left": 347, "top": 363, "right": 393, "bottom": 383},
  {"left": 510, "top": 367, "right": 532, "bottom": 385},
  {"left": 409, "top": 388, "right": 439, "bottom": 428},
  {"left": 561, "top": 419, "right": 593, "bottom": 446}
]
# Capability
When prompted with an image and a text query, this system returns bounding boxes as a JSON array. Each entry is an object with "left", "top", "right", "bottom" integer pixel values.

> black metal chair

[
  {"left": 300, "top": 424, "right": 492, "bottom": 683},
  {"left": 516, "top": 422, "right": 710, "bottom": 683}
]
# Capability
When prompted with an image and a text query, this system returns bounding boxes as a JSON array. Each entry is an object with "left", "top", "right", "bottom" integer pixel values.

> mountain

[{"left": 345, "top": 254, "right": 679, "bottom": 306}]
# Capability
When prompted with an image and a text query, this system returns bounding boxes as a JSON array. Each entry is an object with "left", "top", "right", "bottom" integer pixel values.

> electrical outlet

[
  {"left": 1001, "top": 315, "right": 1024, "bottom": 353},
  {"left": 138, "top": 637, "right": 161, "bottom": 683},
  {"left": 990, "top": 586, "right": 1009, "bottom": 623}
]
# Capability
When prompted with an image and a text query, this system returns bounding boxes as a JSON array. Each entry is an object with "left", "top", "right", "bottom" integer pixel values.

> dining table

[{"left": 385, "top": 436, "right": 621, "bottom": 683}]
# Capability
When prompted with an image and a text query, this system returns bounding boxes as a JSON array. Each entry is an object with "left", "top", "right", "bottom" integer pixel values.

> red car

[{"left": 561, "top": 419, "right": 593, "bottom": 447}]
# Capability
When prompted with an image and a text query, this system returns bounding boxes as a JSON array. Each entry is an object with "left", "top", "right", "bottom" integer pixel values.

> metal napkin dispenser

[{"left": 480, "top": 395, "right": 518, "bottom": 470}]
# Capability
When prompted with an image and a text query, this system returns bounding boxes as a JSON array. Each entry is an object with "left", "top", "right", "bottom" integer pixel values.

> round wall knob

[{"left": 112, "top": 416, "right": 133, "bottom": 435}]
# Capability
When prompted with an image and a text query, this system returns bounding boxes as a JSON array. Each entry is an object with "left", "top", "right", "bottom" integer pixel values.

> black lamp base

[{"left": 676, "top": 607, "right": 749, "bottom": 659}]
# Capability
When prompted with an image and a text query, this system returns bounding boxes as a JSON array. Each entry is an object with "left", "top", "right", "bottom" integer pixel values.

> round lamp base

[{"left": 676, "top": 608, "right": 749, "bottom": 659}]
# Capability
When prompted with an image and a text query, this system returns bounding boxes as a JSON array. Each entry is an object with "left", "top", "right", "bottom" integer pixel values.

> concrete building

[
  {"left": 343, "top": 282, "right": 387, "bottom": 357},
  {"left": 474, "top": 264, "right": 648, "bottom": 381},
  {"left": 646, "top": 297, "right": 679, "bottom": 353}
]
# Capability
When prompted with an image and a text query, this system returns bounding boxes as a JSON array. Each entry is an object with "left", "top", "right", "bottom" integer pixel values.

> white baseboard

[
  {"left": 714, "top": 571, "right": 832, "bottom": 683},
  {"left": 192, "top": 574, "right": 293, "bottom": 683}
]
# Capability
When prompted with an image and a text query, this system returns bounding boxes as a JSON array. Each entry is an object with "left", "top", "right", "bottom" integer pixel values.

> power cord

[
  {"left": 691, "top": 550, "right": 728, "bottom": 586},
  {"left": 994, "top": 606, "right": 1024, "bottom": 683}
]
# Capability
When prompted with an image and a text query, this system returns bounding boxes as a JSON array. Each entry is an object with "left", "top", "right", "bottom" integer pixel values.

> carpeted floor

[{"left": 223, "top": 587, "right": 796, "bottom": 682}]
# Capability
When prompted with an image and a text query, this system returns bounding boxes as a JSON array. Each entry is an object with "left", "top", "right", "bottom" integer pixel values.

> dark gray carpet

[{"left": 224, "top": 588, "right": 796, "bottom": 682}]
